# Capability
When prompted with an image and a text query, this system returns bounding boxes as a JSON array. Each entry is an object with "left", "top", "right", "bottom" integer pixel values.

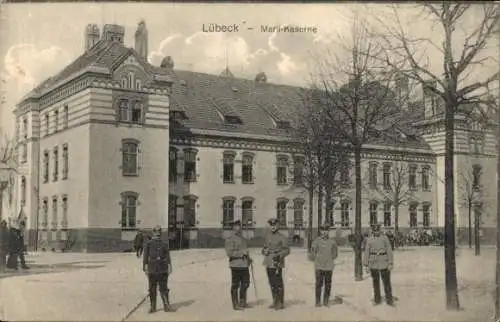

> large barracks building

[{"left": 9, "top": 21, "right": 497, "bottom": 252}]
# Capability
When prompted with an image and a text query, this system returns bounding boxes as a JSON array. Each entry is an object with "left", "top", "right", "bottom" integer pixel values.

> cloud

[
  {"left": 4, "top": 44, "right": 70, "bottom": 89},
  {"left": 147, "top": 33, "right": 183, "bottom": 64}
]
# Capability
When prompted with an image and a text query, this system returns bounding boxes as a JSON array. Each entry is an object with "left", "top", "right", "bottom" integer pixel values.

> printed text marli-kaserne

[
  {"left": 202, "top": 23, "right": 240, "bottom": 33},
  {"left": 260, "top": 25, "right": 318, "bottom": 33}
]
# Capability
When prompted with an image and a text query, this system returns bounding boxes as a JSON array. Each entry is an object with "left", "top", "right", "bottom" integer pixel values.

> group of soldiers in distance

[
  {"left": 0, "top": 218, "right": 30, "bottom": 272},
  {"left": 138, "top": 219, "right": 394, "bottom": 314}
]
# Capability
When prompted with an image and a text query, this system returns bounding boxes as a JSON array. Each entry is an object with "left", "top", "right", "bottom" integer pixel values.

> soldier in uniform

[
  {"left": 224, "top": 219, "right": 252, "bottom": 310},
  {"left": 143, "top": 225, "right": 176, "bottom": 313},
  {"left": 309, "top": 223, "right": 338, "bottom": 307},
  {"left": 363, "top": 223, "right": 394, "bottom": 306},
  {"left": 262, "top": 218, "right": 290, "bottom": 310}
]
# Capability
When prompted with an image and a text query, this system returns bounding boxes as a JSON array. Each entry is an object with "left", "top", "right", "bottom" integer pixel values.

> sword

[
  {"left": 122, "top": 292, "right": 148, "bottom": 321},
  {"left": 249, "top": 260, "right": 259, "bottom": 302}
]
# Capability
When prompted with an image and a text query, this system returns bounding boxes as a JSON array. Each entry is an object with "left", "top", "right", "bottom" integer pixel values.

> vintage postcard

[{"left": 0, "top": 2, "right": 498, "bottom": 322}]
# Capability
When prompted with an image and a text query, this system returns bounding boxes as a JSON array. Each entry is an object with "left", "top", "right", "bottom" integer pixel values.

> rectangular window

[
  {"left": 52, "top": 196, "right": 58, "bottom": 230},
  {"left": 42, "top": 198, "right": 48, "bottom": 230},
  {"left": 184, "top": 150, "right": 197, "bottom": 182},
  {"left": 168, "top": 195, "right": 177, "bottom": 228},
  {"left": 222, "top": 199, "right": 235, "bottom": 229},
  {"left": 61, "top": 195, "right": 68, "bottom": 229},
  {"left": 421, "top": 166, "right": 430, "bottom": 191},
  {"left": 23, "top": 118, "right": 28, "bottom": 139},
  {"left": 369, "top": 202, "right": 378, "bottom": 226},
  {"left": 369, "top": 163, "right": 378, "bottom": 189},
  {"left": 62, "top": 144, "right": 68, "bottom": 180},
  {"left": 223, "top": 153, "right": 235, "bottom": 183},
  {"left": 277, "top": 200, "right": 288, "bottom": 227},
  {"left": 326, "top": 201, "right": 334, "bottom": 226},
  {"left": 183, "top": 197, "right": 197, "bottom": 228},
  {"left": 472, "top": 165, "right": 482, "bottom": 191},
  {"left": 54, "top": 110, "right": 59, "bottom": 132},
  {"left": 383, "top": 164, "right": 391, "bottom": 190},
  {"left": 276, "top": 157, "right": 288, "bottom": 185},
  {"left": 119, "top": 100, "right": 129, "bottom": 121},
  {"left": 422, "top": 204, "right": 430, "bottom": 227},
  {"left": 131, "top": 102, "right": 142, "bottom": 123},
  {"left": 45, "top": 114, "right": 49, "bottom": 136},
  {"left": 409, "top": 165, "right": 417, "bottom": 190},
  {"left": 122, "top": 141, "right": 139, "bottom": 176},
  {"left": 20, "top": 177, "right": 26, "bottom": 206},
  {"left": 169, "top": 149, "right": 177, "bottom": 183},
  {"left": 21, "top": 143, "right": 27, "bottom": 163},
  {"left": 293, "top": 157, "right": 304, "bottom": 185},
  {"left": 293, "top": 199, "right": 304, "bottom": 229},
  {"left": 43, "top": 151, "right": 49, "bottom": 183},
  {"left": 341, "top": 202, "right": 350, "bottom": 227},
  {"left": 242, "top": 154, "right": 253, "bottom": 184},
  {"left": 383, "top": 202, "right": 391, "bottom": 227},
  {"left": 53, "top": 147, "right": 59, "bottom": 182},
  {"left": 409, "top": 204, "right": 418, "bottom": 228},
  {"left": 242, "top": 200, "right": 253, "bottom": 228},
  {"left": 121, "top": 194, "right": 137, "bottom": 229},
  {"left": 63, "top": 105, "right": 69, "bottom": 129}
]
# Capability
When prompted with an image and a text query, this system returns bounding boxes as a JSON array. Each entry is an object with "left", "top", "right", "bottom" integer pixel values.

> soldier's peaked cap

[
  {"left": 268, "top": 218, "right": 278, "bottom": 225},
  {"left": 232, "top": 219, "right": 242, "bottom": 226},
  {"left": 371, "top": 223, "right": 381, "bottom": 231},
  {"left": 152, "top": 225, "right": 162, "bottom": 233}
]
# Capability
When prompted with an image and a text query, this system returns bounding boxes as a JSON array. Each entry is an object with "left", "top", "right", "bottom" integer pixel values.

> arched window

[
  {"left": 135, "top": 79, "right": 142, "bottom": 90},
  {"left": 169, "top": 148, "right": 178, "bottom": 183},
  {"left": 276, "top": 198, "right": 289, "bottom": 227},
  {"left": 183, "top": 195, "right": 198, "bottom": 228},
  {"left": 121, "top": 76, "right": 128, "bottom": 88},
  {"left": 128, "top": 72, "right": 134, "bottom": 89},
  {"left": 241, "top": 197, "right": 254, "bottom": 228},
  {"left": 121, "top": 191, "right": 138, "bottom": 229},
  {"left": 222, "top": 197, "right": 236, "bottom": 229},
  {"left": 131, "top": 101, "right": 143, "bottom": 123},
  {"left": 118, "top": 99, "right": 129, "bottom": 121},
  {"left": 122, "top": 139, "right": 140, "bottom": 176},
  {"left": 168, "top": 194, "right": 177, "bottom": 228},
  {"left": 293, "top": 198, "right": 305, "bottom": 229}
]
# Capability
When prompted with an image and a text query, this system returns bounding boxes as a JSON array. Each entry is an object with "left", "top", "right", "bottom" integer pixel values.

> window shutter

[
  {"left": 196, "top": 154, "right": 200, "bottom": 180},
  {"left": 138, "top": 147, "right": 143, "bottom": 172}
]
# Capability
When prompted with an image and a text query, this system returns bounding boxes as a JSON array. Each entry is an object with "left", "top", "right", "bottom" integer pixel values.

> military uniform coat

[
  {"left": 310, "top": 236, "right": 339, "bottom": 271},
  {"left": 225, "top": 232, "right": 250, "bottom": 268},
  {"left": 261, "top": 231, "right": 290, "bottom": 268},
  {"left": 363, "top": 234, "right": 393, "bottom": 270},
  {"left": 143, "top": 237, "right": 171, "bottom": 274}
]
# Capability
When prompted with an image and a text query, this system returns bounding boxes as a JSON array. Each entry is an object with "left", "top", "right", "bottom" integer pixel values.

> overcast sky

[{"left": 0, "top": 3, "right": 497, "bottom": 136}]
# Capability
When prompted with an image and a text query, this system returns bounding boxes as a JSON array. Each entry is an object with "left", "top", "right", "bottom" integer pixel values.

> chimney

[
  {"left": 102, "top": 24, "right": 125, "bottom": 43},
  {"left": 135, "top": 20, "right": 148, "bottom": 60},
  {"left": 84, "top": 24, "right": 100, "bottom": 51},
  {"left": 160, "top": 56, "right": 174, "bottom": 72},
  {"left": 255, "top": 72, "right": 267, "bottom": 83}
]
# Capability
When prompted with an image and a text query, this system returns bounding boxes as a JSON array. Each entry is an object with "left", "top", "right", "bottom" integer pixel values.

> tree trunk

[
  {"left": 468, "top": 201, "right": 472, "bottom": 249},
  {"left": 495, "top": 80, "right": 500, "bottom": 319},
  {"left": 307, "top": 186, "right": 314, "bottom": 251},
  {"left": 317, "top": 184, "right": 323, "bottom": 235},
  {"left": 354, "top": 144, "right": 363, "bottom": 281},
  {"left": 444, "top": 101, "right": 460, "bottom": 310},
  {"left": 394, "top": 203, "right": 399, "bottom": 249},
  {"left": 474, "top": 209, "right": 480, "bottom": 256},
  {"left": 325, "top": 187, "right": 332, "bottom": 226}
]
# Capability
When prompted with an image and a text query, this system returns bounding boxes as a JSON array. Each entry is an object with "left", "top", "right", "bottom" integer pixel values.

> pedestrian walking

[
  {"left": 261, "top": 218, "right": 290, "bottom": 310},
  {"left": 143, "top": 225, "right": 176, "bottom": 313},
  {"left": 309, "top": 223, "right": 338, "bottom": 307},
  {"left": 18, "top": 220, "right": 29, "bottom": 269},
  {"left": 6, "top": 224, "right": 21, "bottom": 270},
  {"left": 224, "top": 219, "right": 252, "bottom": 310},
  {"left": 134, "top": 230, "right": 144, "bottom": 258},
  {"left": 363, "top": 223, "right": 394, "bottom": 306}
]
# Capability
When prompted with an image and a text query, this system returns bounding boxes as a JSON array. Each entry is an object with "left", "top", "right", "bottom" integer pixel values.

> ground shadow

[
  {"left": 247, "top": 299, "right": 267, "bottom": 307},
  {"left": 0, "top": 260, "right": 109, "bottom": 280},
  {"left": 172, "top": 300, "right": 196, "bottom": 310},
  {"left": 284, "top": 299, "right": 307, "bottom": 307}
]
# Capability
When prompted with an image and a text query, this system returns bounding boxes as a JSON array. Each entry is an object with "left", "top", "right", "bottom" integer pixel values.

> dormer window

[
  {"left": 169, "top": 110, "right": 187, "bottom": 127},
  {"left": 276, "top": 120, "right": 291, "bottom": 129},
  {"left": 224, "top": 115, "right": 242, "bottom": 125},
  {"left": 121, "top": 76, "right": 127, "bottom": 88}
]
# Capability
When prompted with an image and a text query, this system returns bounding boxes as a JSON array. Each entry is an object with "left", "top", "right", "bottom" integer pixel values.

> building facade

[{"left": 6, "top": 20, "right": 496, "bottom": 252}]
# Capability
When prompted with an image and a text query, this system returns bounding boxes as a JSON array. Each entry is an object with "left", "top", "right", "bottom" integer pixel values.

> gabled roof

[
  {"left": 21, "top": 39, "right": 172, "bottom": 103},
  {"left": 170, "top": 70, "right": 432, "bottom": 152}
]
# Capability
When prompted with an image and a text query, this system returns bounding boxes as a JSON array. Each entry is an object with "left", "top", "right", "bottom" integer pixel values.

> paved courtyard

[{"left": 0, "top": 246, "right": 496, "bottom": 321}]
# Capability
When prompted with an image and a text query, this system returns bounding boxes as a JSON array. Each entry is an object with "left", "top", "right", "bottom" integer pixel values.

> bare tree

[
  {"left": 309, "top": 17, "right": 401, "bottom": 281},
  {"left": 0, "top": 133, "right": 18, "bottom": 221},
  {"left": 291, "top": 89, "right": 350, "bottom": 250},
  {"left": 371, "top": 3, "right": 499, "bottom": 310}
]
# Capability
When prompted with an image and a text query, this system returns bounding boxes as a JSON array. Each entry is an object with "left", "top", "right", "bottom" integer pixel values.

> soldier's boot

[
  {"left": 231, "top": 289, "right": 243, "bottom": 310},
  {"left": 148, "top": 293, "right": 157, "bottom": 314},
  {"left": 275, "top": 288, "right": 285, "bottom": 310},
  {"left": 315, "top": 288, "right": 322, "bottom": 307},
  {"left": 239, "top": 289, "right": 249, "bottom": 308},
  {"left": 161, "top": 291, "right": 176, "bottom": 312},
  {"left": 323, "top": 295, "right": 330, "bottom": 308},
  {"left": 268, "top": 289, "right": 277, "bottom": 309}
]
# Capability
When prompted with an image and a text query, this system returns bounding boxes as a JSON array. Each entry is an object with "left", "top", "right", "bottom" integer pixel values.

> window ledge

[
  {"left": 223, "top": 181, "right": 235, "bottom": 184},
  {"left": 121, "top": 227, "right": 138, "bottom": 231},
  {"left": 276, "top": 182, "right": 288, "bottom": 186},
  {"left": 242, "top": 181, "right": 254, "bottom": 185},
  {"left": 123, "top": 173, "right": 139, "bottom": 177}
]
